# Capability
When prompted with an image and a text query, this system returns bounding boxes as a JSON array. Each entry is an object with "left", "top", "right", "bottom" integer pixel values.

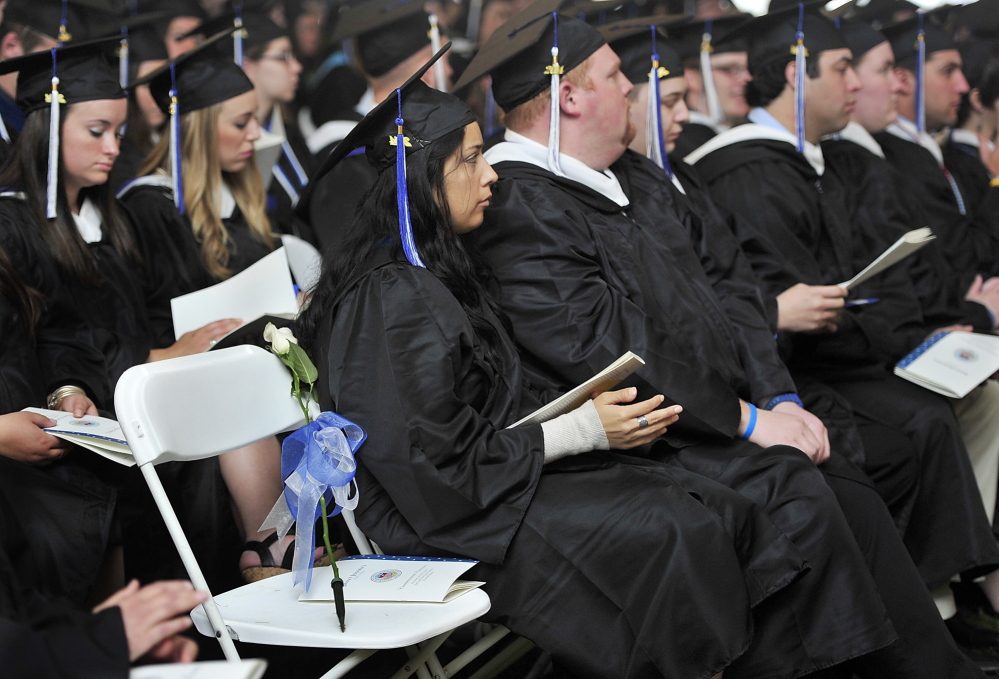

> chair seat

[{"left": 191, "top": 572, "right": 491, "bottom": 649}]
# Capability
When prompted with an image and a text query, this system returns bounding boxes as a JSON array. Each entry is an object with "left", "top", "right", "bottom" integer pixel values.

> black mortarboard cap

[
  {"left": 130, "top": 28, "right": 254, "bottom": 115},
  {"left": 569, "top": 0, "right": 636, "bottom": 27},
  {"left": 331, "top": 0, "right": 432, "bottom": 78},
  {"left": 837, "top": 18, "right": 887, "bottom": 60},
  {"left": 959, "top": 40, "right": 996, "bottom": 89},
  {"left": 953, "top": 1, "right": 999, "bottom": 40},
  {"left": 600, "top": 16, "right": 686, "bottom": 84},
  {"left": 719, "top": 0, "right": 846, "bottom": 75},
  {"left": 847, "top": 0, "right": 918, "bottom": 27},
  {"left": 453, "top": 0, "right": 607, "bottom": 110},
  {"left": 186, "top": 11, "right": 287, "bottom": 53},
  {"left": 881, "top": 9, "right": 955, "bottom": 68},
  {"left": 667, "top": 15, "right": 749, "bottom": 60},
  {"left": 4, "top": 0, "right": 115, "bottom": 42},
  {"left": 0, "top": 35, "right": 123, "bottom": 112},
  {"left": 132, "top": 0, "right": 206, "bottom": 20}
]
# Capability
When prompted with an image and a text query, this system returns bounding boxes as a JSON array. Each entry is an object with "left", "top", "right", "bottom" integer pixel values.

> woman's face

[
  {"left": 61, "top": 98, "right": 127, "bottom": 193},
  {"left": 442, "top": 123, "right": 497, "bottom": 234},
  {"left": 135, "top": 59, "right": 167, "bottom": 129},
  {"left": 244, "top": 37, "right": 301, "bottom": 105},
  {"left": 165, "top": 16, "right": 202, "bottom": 59},
  {"left": 216, "top": 89, "right": 261, "bottom": 173}
]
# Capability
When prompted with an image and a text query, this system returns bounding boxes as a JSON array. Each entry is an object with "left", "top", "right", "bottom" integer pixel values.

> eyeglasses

[
  {"left": 712, "top": 64, "right": 749, "bottom": 78},
  {"left": 258, "top": 52, "right": 299, "bottom": 64}
]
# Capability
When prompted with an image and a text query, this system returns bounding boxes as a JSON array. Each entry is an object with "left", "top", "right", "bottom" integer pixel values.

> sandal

[{"left": 241, "top": 531, "right": 296, "bottom": 583}]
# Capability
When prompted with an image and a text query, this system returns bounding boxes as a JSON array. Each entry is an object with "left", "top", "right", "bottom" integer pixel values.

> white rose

[{"left": 263, "top": 322, "right": 299, "bottom": 355}]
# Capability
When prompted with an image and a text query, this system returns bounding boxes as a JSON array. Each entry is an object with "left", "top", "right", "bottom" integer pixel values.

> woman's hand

[
  {"left": 592, "top": 387, "right": 681, "bottom": 450},
  {"left": 57, "top": 392, "right": 98, "bottom": 417},
  {"left": 147, "top": 318, "right": 243, "bottom": 362},
  {"left": 0, "top": 411, "right": 70, "bottom": 466},
  {"left": 776, "top": 283, "right": 846, "bottom": 333}
]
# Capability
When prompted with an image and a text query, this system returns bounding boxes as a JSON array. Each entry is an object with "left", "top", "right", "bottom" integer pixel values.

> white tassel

[
  {"left": 646, "top": 69, "right": 663, "bottom": 169},
  {"left": 47, "top": 76, "right": 60, "bottom": 219},
  {"left": 700, "top": 34, "right": 722, "bottom": 124},
  {"left": 119, "top": 37, "right": 129, "bottom": 88},
  {"left": 234, "top": 16, "right": 244, "bottom": 66},
  {"left": 169, "top": 96, "right": 181, "bottom": 211},
  {"left": 429, "top": 14, "right": 446, "bottom": 92},
  {"left": 0, "top": 113, "right": 10, "bottom": 144},
  {"left": 546, "top": 46, "right": 564, "bottom": 177}
]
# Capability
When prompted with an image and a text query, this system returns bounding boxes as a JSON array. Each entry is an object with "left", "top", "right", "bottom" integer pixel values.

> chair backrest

[
  {"left": 115, "top": 346, "right": 307, "bottom": 467},
  {"left": 280, "top": 234, "right": 322, "bottom": 293}
]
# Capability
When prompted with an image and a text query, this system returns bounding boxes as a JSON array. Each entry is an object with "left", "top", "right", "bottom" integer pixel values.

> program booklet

[
  {"left": 894, "top": 331, "right": 999, "bottom": 398},
  {"left": 130, "top": 659, "right": 267, "bottom": 679},
  {"left": 299, "top": 555, "right": 484, "bottom": 603},
  {"left": 838, "top": 227, "right": 935, "bottom": 289},
  {"left": 507, "top": 352, "right": 646, "bottom": 428},
  {"left": 170, "top": 248, "right": 299, "bottom": 341},
  {"left": 22, "top": 407, "right": 133, "bottom": 466}
]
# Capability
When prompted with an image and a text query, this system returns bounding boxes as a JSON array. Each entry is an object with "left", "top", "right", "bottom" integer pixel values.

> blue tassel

[
  {"left": 649, "top": 26, "right": 672, "bottom": 177},
  {"left": 169, "top": 63, "right": 185, "bottom": 214},
  {"left": 794, "top": 3, "right": 806, "bottom": 153},
  {"left": 395, "top": 90, "right": 425, "bottom": 268},
  {"left": 119, "top": 27, "right": 129, "bottom": 88},
  {"left": 915, "top": 12, "right": 926, "bottom": 133},
  {"left": 58, "top": 0, "right": 71, "bottom": 44}
]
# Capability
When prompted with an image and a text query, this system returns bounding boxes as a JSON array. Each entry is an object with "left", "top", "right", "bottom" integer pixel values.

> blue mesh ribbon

[
  {"left": 395, "top": 89, "right": 425, "bottom": 267},
  {"left": 281, "top": 411, "right": 366, "bottom": 590}
]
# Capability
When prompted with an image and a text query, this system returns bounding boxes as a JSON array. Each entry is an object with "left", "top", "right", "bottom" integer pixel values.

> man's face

[
  {"left": 710, "top": 51, "right": 750, "bottom": 123},
  {"left": 804, "top": 48, "right": 861, "bottom": 138},
  {"left": 574, "top": 44, "right": 635, "bottom": 162},
  {"left": 852, "top": 41, "right": 902, "bottom": 133},
  {"left": 923, "top": 49, "right": 969, "bottom": 130}
]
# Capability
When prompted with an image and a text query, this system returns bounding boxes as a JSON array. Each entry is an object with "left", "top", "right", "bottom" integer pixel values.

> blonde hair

[
  {"left": 502, "top": 54, "right": 595, "bottom": 131},
  {"left": 139, "top": 102, "right": 274, "bottom": 280}
]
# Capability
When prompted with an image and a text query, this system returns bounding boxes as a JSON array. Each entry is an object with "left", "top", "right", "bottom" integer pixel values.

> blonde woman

[{"left": 119, "top": 36, "right": 308, "bottom": 582}]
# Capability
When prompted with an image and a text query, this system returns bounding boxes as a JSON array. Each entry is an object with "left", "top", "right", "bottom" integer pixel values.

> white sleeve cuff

[{"left": 541, "top": 399, "right": 610, "bottom": 464}]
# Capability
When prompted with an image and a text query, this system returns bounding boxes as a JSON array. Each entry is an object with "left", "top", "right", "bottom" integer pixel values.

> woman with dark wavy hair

[{"left": 296, "top": 57, "right": 809, "bottom": 678}]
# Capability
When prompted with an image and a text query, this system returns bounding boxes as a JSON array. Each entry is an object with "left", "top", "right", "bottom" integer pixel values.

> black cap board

[
  {"left": 185, "top": 11, "right": 287, "bottom": 52},
  {"left": 453, "top": 0, "right": 607, "bottom": 110},
  {"left": 331, "top": 0, "right": 433, "bottom": 78},
  {"left": 569, "top": 0, "right": 637, "bottom": 26},
  {"left": 667, "top": 15, "right": 749, "bottom": 61},
  {"left": 4, "top": 0, "right": 115, "bottom": 42},
  {"left": 719, "top": 0, "right": 847, "bottom": 74},
  {"left": 882, "top": 9, "right": 957, "bottom": 69},
  {"left": 131, "top": 0, "right": 206, "bottom": 20},
  {"left": 959, "top": 40, "right": 996, "bottom": 89},
  {"left": 129, "top": 27, "right": 254, "bottom": 115},
  {"left": 953, "top": 1, "right": 999, "bottom": 40},
  {"left": 0, "top": 35, "right": 123, "bottom": 112},
  {"left": 847, "top": 0, "right": 918, "bottom": 27},
  {"left": 311, "top": 44, "right": 473, "bottom": 183},
  {"left": 600, "top": 16, "right": 686, "bottom": 84},
  {"left": 837, "top": 17, "right": 887, "bottom": 60}
]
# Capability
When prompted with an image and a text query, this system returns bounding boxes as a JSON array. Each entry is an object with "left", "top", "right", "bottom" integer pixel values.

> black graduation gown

[
  {"left": 0, "top": 484, "right": 129, "bottom": 679},
  {"left": 943, "top": 134, "right": 992, "bottom": 217},
  {"left": 305, "top": 149, "right": 378, "bottom": 254},
  {"left": 265, "top": 116, "right": 318, "bottom": 245},
  {"left": 672, "top": 121, "right": 719, "bottom": 160},
  {"left": 0, "top": 253, "right": 117, "bottom": 607},
  {"left": 693, "top": 134, "right": 999, "bottom": 590},
  {"left": 312, "top": 248, "right": 808, "bottom": 679},
  {"left": 874, "top": 131, "right": 999, "bottom": 285},
  {"left": 118, "top": 181, "right": 276, "bottom": 348}
]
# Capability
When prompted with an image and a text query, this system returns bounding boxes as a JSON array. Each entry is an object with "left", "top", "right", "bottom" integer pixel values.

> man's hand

[
  {"left": 965, "top": 275, "right": 999, "bottom": 329},
  {"left": 776, "top": 283, "right": 847, "bottom": 333},
  {"left": 0, "top": 411, "right": 70, "bottom": 466},
  {"left": 93, "top": 580, "right": 208, "bottom": 662},
  {"left": 771, "top": 400, "right": 831, "bottom": 464},
  {"left": 979, "top": 135, "right": 999, "bottom": 177},
  {"left": 740, "top": 400, "right": 828, "bottom": 464}
]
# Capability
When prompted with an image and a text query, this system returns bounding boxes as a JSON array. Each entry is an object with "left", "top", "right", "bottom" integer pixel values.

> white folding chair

[
  {"left": 281, "top": 234, "right": 323, "bottom": 292},
  {"left": 114, "top": 346, "right": 493, "bottom": 679}
]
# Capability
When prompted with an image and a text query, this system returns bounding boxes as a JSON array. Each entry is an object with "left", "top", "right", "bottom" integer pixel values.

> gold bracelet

[{"left": 46, "top": 385, "right": 86, "bottom": 410}]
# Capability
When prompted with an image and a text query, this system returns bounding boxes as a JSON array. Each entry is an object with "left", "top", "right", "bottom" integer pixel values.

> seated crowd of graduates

[{"left": 3, "top": 0, "right": 999, "bottom": 676}]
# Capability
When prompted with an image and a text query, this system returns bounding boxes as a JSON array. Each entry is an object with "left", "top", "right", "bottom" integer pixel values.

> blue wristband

[
  {"left": 764, "top": 393, "right": 804, "bottom": 411},
  {"left": 740, "top": 403, "right": 758, "bottom": 440}
]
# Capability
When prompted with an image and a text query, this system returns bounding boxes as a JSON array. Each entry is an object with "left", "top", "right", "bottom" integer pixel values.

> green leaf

[{"left": 285, "top": 343, "right": 319, "bottom": 384}]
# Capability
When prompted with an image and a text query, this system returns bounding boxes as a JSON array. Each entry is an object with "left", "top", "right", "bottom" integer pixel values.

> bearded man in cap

[{"left": 457, "top": 1, "right": 984, "bottom": 676}]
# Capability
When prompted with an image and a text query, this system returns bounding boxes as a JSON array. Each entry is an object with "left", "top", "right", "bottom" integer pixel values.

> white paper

[
  {"left": 838, "top": 227, "right": 935, "bottom": 289},
  {"left": 254, "top": 129, "right": 285, "bottom": 189},
  {"left": 508, "top": 352, "right": 645, "bottom": 428},
  {"left": 170, "top": 248, "right": 299, "bottom": 340},
  {"left": 894, "top": 331, "right": 999, "bottom": 398},
  {"left": 299, "top": 555, "right": 484, "bottom": 603},
  {"left": 23, "top": 407, "right": 133, "bottom": 466},
  {"left": 130, "top": 659, "right": 266, "bottom": 679}
]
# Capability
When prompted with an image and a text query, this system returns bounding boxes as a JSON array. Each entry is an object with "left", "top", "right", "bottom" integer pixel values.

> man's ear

[
  {"left": 894, "top": 67, "right": 915, "bottom": 96},
  {"left": 0, "top": 32, "right": 23, "bottom": 61},
  {"left": 784, "top": 58, "right": 798, "bottom": 92},
  {"left": 559, "top": 78, "right": 583, "bottom": 118},
  {"left": 969, "top": 88, "right": 983, "bottom": 114}
]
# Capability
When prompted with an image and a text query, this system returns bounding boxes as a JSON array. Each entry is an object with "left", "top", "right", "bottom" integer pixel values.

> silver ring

[
  {"left": 209, "top": 338, "right": 218, "bottom": 347},
  {"left": 637, "top": 414, "right": 649, "bottom": 429}
]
